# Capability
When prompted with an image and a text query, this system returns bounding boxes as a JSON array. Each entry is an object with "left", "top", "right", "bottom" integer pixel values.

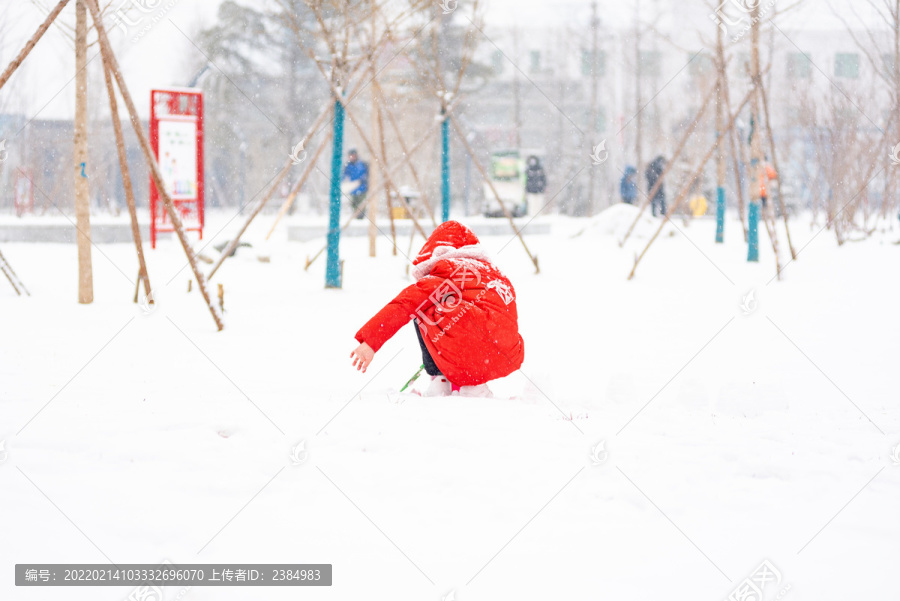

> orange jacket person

[{"left": 759, "top": 161, "right": 777, "bottom": 209}]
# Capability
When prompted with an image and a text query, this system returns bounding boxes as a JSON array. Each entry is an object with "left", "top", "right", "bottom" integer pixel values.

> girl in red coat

[{"left": 350, "top": 221, "right": 525, "bottom": 396}]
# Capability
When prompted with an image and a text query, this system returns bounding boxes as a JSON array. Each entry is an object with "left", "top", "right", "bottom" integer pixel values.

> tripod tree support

[
  {"left": 86, "top": 0, "right": 223, "bottom": 330},
  {"left": 619, "top": 80, "right": 718, "bottom": 247},
  {"left": 0, "top": 250, "right": 29, "bottom": 296},
  {"left": 628, "top": 84, "right": 756, "bottom": 280},
  {"left": 715, "top": 25, "right": 727, "bottom": 244}
]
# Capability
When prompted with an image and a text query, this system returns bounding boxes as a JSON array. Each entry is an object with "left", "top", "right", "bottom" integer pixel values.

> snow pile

[{"left": 572, "top": 202, "right": 659, "bottom": 241}]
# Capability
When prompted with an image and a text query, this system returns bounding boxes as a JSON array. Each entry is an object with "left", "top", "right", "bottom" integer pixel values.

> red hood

[{"left": 413, "top": 221, "right": 480, "bottom": 265}]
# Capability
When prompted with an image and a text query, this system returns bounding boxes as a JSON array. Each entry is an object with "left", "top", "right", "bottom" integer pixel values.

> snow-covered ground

[{"left": 1, "top": 207, "right": 899, "bottom": 600}]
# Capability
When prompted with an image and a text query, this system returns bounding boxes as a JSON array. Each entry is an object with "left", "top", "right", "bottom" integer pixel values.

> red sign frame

[{"left": 149, "top": 87, "right": 204, "bottom": 248}]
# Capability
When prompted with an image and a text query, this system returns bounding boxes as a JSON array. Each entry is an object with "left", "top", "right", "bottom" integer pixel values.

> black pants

[
  {"left": 350, "top": 192, "right": 367, "bottom": 219},
  {"left": 652, "top": 196, "right": 667, "bottom": 217},
  {"left": 414, "top": 321, "right": 442, "bottom": 376}
]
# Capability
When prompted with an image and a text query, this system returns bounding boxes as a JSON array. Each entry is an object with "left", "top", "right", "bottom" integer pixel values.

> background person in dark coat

[
  {"left": 620, "top": 165, "right": 638, "bottom": 205},
  {"left": 525, "top": 156, "right": 547, "bottom": 193},
  {"left": 524, "top": 155, "right": 547, "bottom": 216},
  {"left": 645, "top": 155, "right": 667, "bottom": 217},
  {"left": 525, "top": 155, "right": 547, "bottom": 215}
]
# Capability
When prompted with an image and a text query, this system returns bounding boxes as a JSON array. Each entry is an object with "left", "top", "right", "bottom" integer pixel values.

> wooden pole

[
  {"left": 367, "top": 140, "right": 379, "bottom": 255},
  {"left": 634, "top": 0, "right": 644, "bottom": 195},
  {"left": 510, "top": 27, "right": 522, "bottom": 150},
  {"left": 403, "top": 220, "right": 419, "bottom": 278},
  {"left": 747, "top": 2, "right": 764, "bottom": 262},
  {"left": 449, "top": 115, "right": 540, "bottom": 273},
  {"left": 761, "top": 192, "right": 783, "bottom": 279},
  {"left": 85, "top": 0, "right": 223, "bottom": 330},
  {"left": 1, "top": 266, "right": 23, "bottom": 295},
  {"left": 758, "top": 76, "right": 797, "bottom": 259},
  {"left": 0, "top": 249, "right": 29, "bottom": 296},
  {"left": 367, "top": 0, "right": 379, "bottom": 258},
  {"left": 628, "top": 85, "right": 756, "bottom": 280},
  {"left": 265, "top": 131, "right": 331, "bottom": 240},
  {"left": 619, "top": 80, "right": 718, "bottom": 246},
  {"left": 714, "top": 23, "right": 727, "bottom": 244},
  {"left": 712, "top": 44, "right": 748, "bottom": 244},
  {"left": 100, "top": 57, "right": 152, "bottom": 303},
  {"left": 0, "top": 0, "right": 69, "bottom": 91},
  {"left": 74, "top": 0, "right": 93, "bottom": 304},
  {"left": 726, "top": 91, "right": 749, "bottom": 242},
  {"left": 889, "top": 0, "right": 900, "bottom": 225},
  {"left": 588, "top": 1, "right": 599, "bottom": 215}
]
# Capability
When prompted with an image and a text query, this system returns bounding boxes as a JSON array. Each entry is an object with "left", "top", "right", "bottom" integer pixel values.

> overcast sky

[{"left": 0, "top": 0, "right": 887, "bottom": 122}]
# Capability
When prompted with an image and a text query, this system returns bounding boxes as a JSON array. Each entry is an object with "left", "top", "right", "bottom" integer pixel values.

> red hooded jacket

[{"left": 355, "top": 221, "right": 525, "bottom": 386}]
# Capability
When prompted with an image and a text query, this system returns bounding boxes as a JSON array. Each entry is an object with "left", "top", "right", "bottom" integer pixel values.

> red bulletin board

[{"left": 149, "top": 87, "right": 204, "bottom": 248}]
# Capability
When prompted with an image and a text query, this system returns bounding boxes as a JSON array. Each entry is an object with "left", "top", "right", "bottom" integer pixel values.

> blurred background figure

[
  {"left": 341, "top": 149, "right": 369, "bottom": 219},
  {"left": 759, "top": 157, "right": 778, "bottom": 210},
  {"left": 524, "top": 155, "right": 547, "bottom": 216},
  {"left": 646, "top": 155, "right": 667, "bottom": 217},
  {"left": 619, "top": 165, "right": 637, "bottom": 205},
  {"left": 689, "top": 193, "right": 708, "bottom": 217}
]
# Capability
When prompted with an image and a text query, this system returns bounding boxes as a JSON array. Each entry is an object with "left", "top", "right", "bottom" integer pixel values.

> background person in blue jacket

[
  {"left": 620, "top": 165, "right": 638, "bottom": 205},
  {"left": 342, "top": 149, "right": 369, "bottom": 219}
]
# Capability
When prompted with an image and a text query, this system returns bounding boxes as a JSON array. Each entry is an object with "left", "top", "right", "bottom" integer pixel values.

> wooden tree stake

[
  {"left": 74, "top": 0, "right": 93, "bottom": 304},
  {"left": 628, "top": 84, "right": 757, "bottom": 280},
  {"left": 619, "top": 80, "right": 719, "bottom": 247},
  {"left": 100, "top": 57, "right": 152, "bottom": 303},
  {"left": 0, "top": 0, "right": 69, "bottom": 91},
  {"left": 758, "top": 76, "right": 797, "bottom": 259}
]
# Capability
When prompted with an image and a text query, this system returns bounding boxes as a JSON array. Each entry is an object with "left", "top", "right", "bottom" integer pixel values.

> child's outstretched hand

[{"left": 350, "top": 342, "right": 375, "bottom": 373}]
